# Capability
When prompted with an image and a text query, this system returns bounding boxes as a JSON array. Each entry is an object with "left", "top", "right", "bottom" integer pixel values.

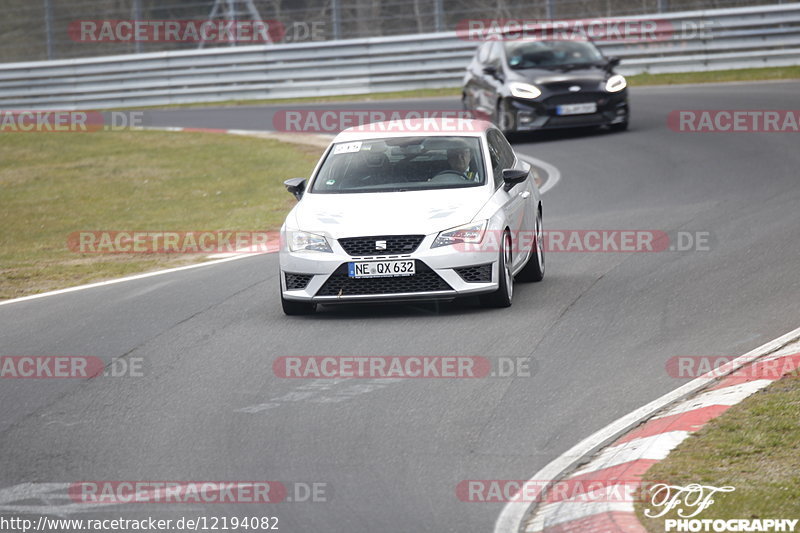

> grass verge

[
  {"left": 635, "top": 373, "right": 800, "bottom": 530},
  {"left": 0, "top": 130, "right": 321, "bottom": 300},
  {"left": 125, "top": 66, "right": 800, "bottom": 109}
]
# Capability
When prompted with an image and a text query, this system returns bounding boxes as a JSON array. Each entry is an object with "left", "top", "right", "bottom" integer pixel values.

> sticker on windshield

[{"left": 333, "top": 142, "right": 362, "bottom": 154}]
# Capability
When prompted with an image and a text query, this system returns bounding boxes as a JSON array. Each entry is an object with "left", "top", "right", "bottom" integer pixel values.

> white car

[{"left": 278, "top": 118, "right": 544, "bottom": 315}]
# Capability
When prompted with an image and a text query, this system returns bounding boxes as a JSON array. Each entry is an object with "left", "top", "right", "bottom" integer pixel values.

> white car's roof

[{"left": 331, "top": 118, "right": 495, "bottom": 143}]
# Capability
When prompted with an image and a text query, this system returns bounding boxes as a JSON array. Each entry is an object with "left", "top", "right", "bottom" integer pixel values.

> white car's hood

[{"left": 291, "top": 187, "right": 490, "bottom": 238}]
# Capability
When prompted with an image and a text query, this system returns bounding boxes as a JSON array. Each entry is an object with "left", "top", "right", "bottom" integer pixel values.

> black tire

[
  {"left": 496, "top": 99, "right": 517, "bottom": 137},
  {"left": 480, "top": 230, "right": 513, "bottom": 308},
  {"left": 517, "top": 207, "right": 545, "bottom": 282},
  {"left": 609, "top": 120, "right": 629, "bottom": 132},
  {"left": 281, "top": 286, "right": 316, "bottom": 315}
]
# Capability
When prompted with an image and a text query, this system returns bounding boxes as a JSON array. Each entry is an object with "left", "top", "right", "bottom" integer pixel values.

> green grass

[
  {"left": 0, "top": 130, "right": 321, "bottom": 300},
  {"left": 123, "top": 66, "right": 800, "bottom": 110},
  {"left": 635, "top": 373, "right": 800, "bottom": 531},
  {"left": 123, "top": 87, "right": 464, "bottom": 110},
  {"left": 627, "top": 66, "right": 800, "bottom": 86}
]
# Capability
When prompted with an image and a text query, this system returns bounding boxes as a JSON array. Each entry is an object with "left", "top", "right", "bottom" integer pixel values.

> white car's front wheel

[
  {"left": 518, "top": 207, "right": 545, "bottom": 282},
  {"left": 480, "top": 230, "right": 513, "bottom": 308}
]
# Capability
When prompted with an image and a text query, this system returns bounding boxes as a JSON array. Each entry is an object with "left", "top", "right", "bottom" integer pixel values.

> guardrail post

[
  {"left": 434, "top": 0, "right": 444, "bottom": 32},
  {"left": 132, "top": 0, "right": 143, "bottom": 53},
  {"left": 43, "top": 0, "right": 54, "bottom": 60},
  {"left": 332, "top": 0, "right": 342, "bottom": 39}
]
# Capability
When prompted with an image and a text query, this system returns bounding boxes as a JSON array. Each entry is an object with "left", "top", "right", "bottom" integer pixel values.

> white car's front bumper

[{"left": 280, "top": 233, "right": 500, "bottom": 304}]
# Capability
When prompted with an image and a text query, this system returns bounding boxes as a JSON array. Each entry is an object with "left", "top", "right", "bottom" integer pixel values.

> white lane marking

[
  {"left": 525, "top": 501, "right": 633, "bottom": 532},
  {"left": 518, "top": 154, "right": 561, "bottom": 195},
  {"left": 493, "top": 332, "right": 800, "bottom": 533},
  {"left": 652, "top": 379, "right": 773, "bottom": 420},
  {"left": 0, "top": 482, "right": 120, "bottom": 517},
  {"left": 235, "top": 378, "right": 405, "bottom": 414},
  {"left": 0, "top": 253, "right": 264, "bottom": 307},
  {"left": 570, "top": 431, "right": 689, "bottom": 477}
]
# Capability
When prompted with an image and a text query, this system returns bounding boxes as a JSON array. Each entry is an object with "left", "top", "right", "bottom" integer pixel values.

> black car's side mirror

[
  {"left": 284, "top": 177, "right": 306, "bottom": 201},
  {"left": 502, "top": 169, "right": 528, "bottom": 191},
  {"left": 607, "top": 56, "right": 621, "bottom": 68}
]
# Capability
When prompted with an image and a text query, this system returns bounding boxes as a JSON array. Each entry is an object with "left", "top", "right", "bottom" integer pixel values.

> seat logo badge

[
  {"left": 569, "top": 85, "right": 581, "bottom": 92},
  {"left": 375, "top": 240, "right": 387, "bottom": 250}
]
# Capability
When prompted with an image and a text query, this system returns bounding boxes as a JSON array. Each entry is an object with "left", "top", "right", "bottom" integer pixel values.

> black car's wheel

[
  {"left": 496, "top": 99, "right": 517, "bottom": 136},
  {"left": 517, "top": 207, "right": 545, "bottom": 282},
  {"left": 609, "top": 120, "right": 629, "bottom": 132},
  {"left": 480, "top": 230, "right": 513, "bottom": 308}
]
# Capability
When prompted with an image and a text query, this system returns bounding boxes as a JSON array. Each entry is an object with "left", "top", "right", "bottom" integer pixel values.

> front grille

[
  {"left": 454, "top": 264, "right": 493, "bottom": 283},
  {"left": 545, "top": 92, "right": 606, "bottom": 107},
  {"left": 315, "top": 261, "right": 452, "bottom": 297},
  {"left": 285, "top": 273, "right": 313, "bottom": 290},
  {"left": 547, "top": 114, "right": 606, "bottom": 127},
  {"left": 338, "top": 235, "right": 424, "bottom": 256}
]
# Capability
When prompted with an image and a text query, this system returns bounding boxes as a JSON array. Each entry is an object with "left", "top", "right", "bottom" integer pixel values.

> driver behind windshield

[{"left": 435, "top": 143, "right": 476, "bottom": 181}]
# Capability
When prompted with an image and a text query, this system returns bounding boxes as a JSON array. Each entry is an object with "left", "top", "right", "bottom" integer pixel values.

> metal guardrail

[{"left": 1, "top": 3, "right": 799, "bottom": 110}]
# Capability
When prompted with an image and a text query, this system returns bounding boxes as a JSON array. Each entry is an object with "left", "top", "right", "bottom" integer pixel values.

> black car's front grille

[
  {"left": 547, "top": 114, "right": 606, "bottom": 127},
  {"left": 454, "top": 264, "right": 493, "bottom": 283},
  {"left": 338, "top": 235, "right": 425, "bottom": 256},
  {"left": 315, "top": 261, "right": 452, "bottom": 297},
  {"left": 285, "top": 273, "right": 313, "bottom": 290},
  {"left": 544, "top": 92, "right": 606, "bottom": 107}
]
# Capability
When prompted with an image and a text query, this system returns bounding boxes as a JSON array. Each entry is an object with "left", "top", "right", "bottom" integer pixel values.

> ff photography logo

[{"left": 645, "top": 483, "right": 798, "bottom": 532}]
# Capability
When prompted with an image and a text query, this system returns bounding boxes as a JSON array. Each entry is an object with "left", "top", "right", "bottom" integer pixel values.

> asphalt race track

[{"left": 1, "top": 81, "right": 799, "bottom": 532}]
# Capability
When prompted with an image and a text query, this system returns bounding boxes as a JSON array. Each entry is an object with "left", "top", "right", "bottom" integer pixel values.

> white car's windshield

[{"left": 310, "top": 136, "right": 486, "bottom": 194}]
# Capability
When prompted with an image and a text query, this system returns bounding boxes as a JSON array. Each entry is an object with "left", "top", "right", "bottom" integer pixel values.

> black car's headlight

[
  {"left": 509, "top": 82, "right": 542, "bottom": 99},
  {"left": 605, "top": 74, "right": 627, "bottom": 93}
]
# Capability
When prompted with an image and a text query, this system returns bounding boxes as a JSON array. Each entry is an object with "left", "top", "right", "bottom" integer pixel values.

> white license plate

[
  {"left": 348, "top": 260, "right": 415, "bottom": 278},
  {"left": 556, "top": 103, "right": 597, "bottom": 115}
]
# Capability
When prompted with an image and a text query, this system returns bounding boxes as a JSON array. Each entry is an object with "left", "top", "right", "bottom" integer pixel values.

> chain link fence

[{"left": 0, "top": 0, "right": 785, "bottom": 63}]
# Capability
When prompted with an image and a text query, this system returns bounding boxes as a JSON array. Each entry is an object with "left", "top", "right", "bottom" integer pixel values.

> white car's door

[{"left": 487, "top": 130, "right": 530, "bottom": 271}]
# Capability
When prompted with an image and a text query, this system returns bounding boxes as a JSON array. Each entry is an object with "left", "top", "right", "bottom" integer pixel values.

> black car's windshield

[
  {"left": 504, "top": 40, "right": 604, "bottom": 70},
  {"left": 310, "top": 136, "right": 486, "bottom": 194}
]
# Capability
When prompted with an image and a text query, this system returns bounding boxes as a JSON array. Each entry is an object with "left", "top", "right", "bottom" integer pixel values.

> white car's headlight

[
  {"left": 509, "top": 82, "right": 542, "bottom": 99},
  {"left": 432, "top": 220, "right": 488, "bottom": 248},
  {"left": 605, "top": 74, "right": 627, "bottom": 93},
  {"left": 289, "top": 230, "right": 332, "bottom": 253}
]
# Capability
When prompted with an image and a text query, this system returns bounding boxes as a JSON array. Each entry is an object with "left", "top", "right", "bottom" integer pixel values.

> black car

[{"left": 462, "top": 39, "right": 629, "bottom": 134}]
